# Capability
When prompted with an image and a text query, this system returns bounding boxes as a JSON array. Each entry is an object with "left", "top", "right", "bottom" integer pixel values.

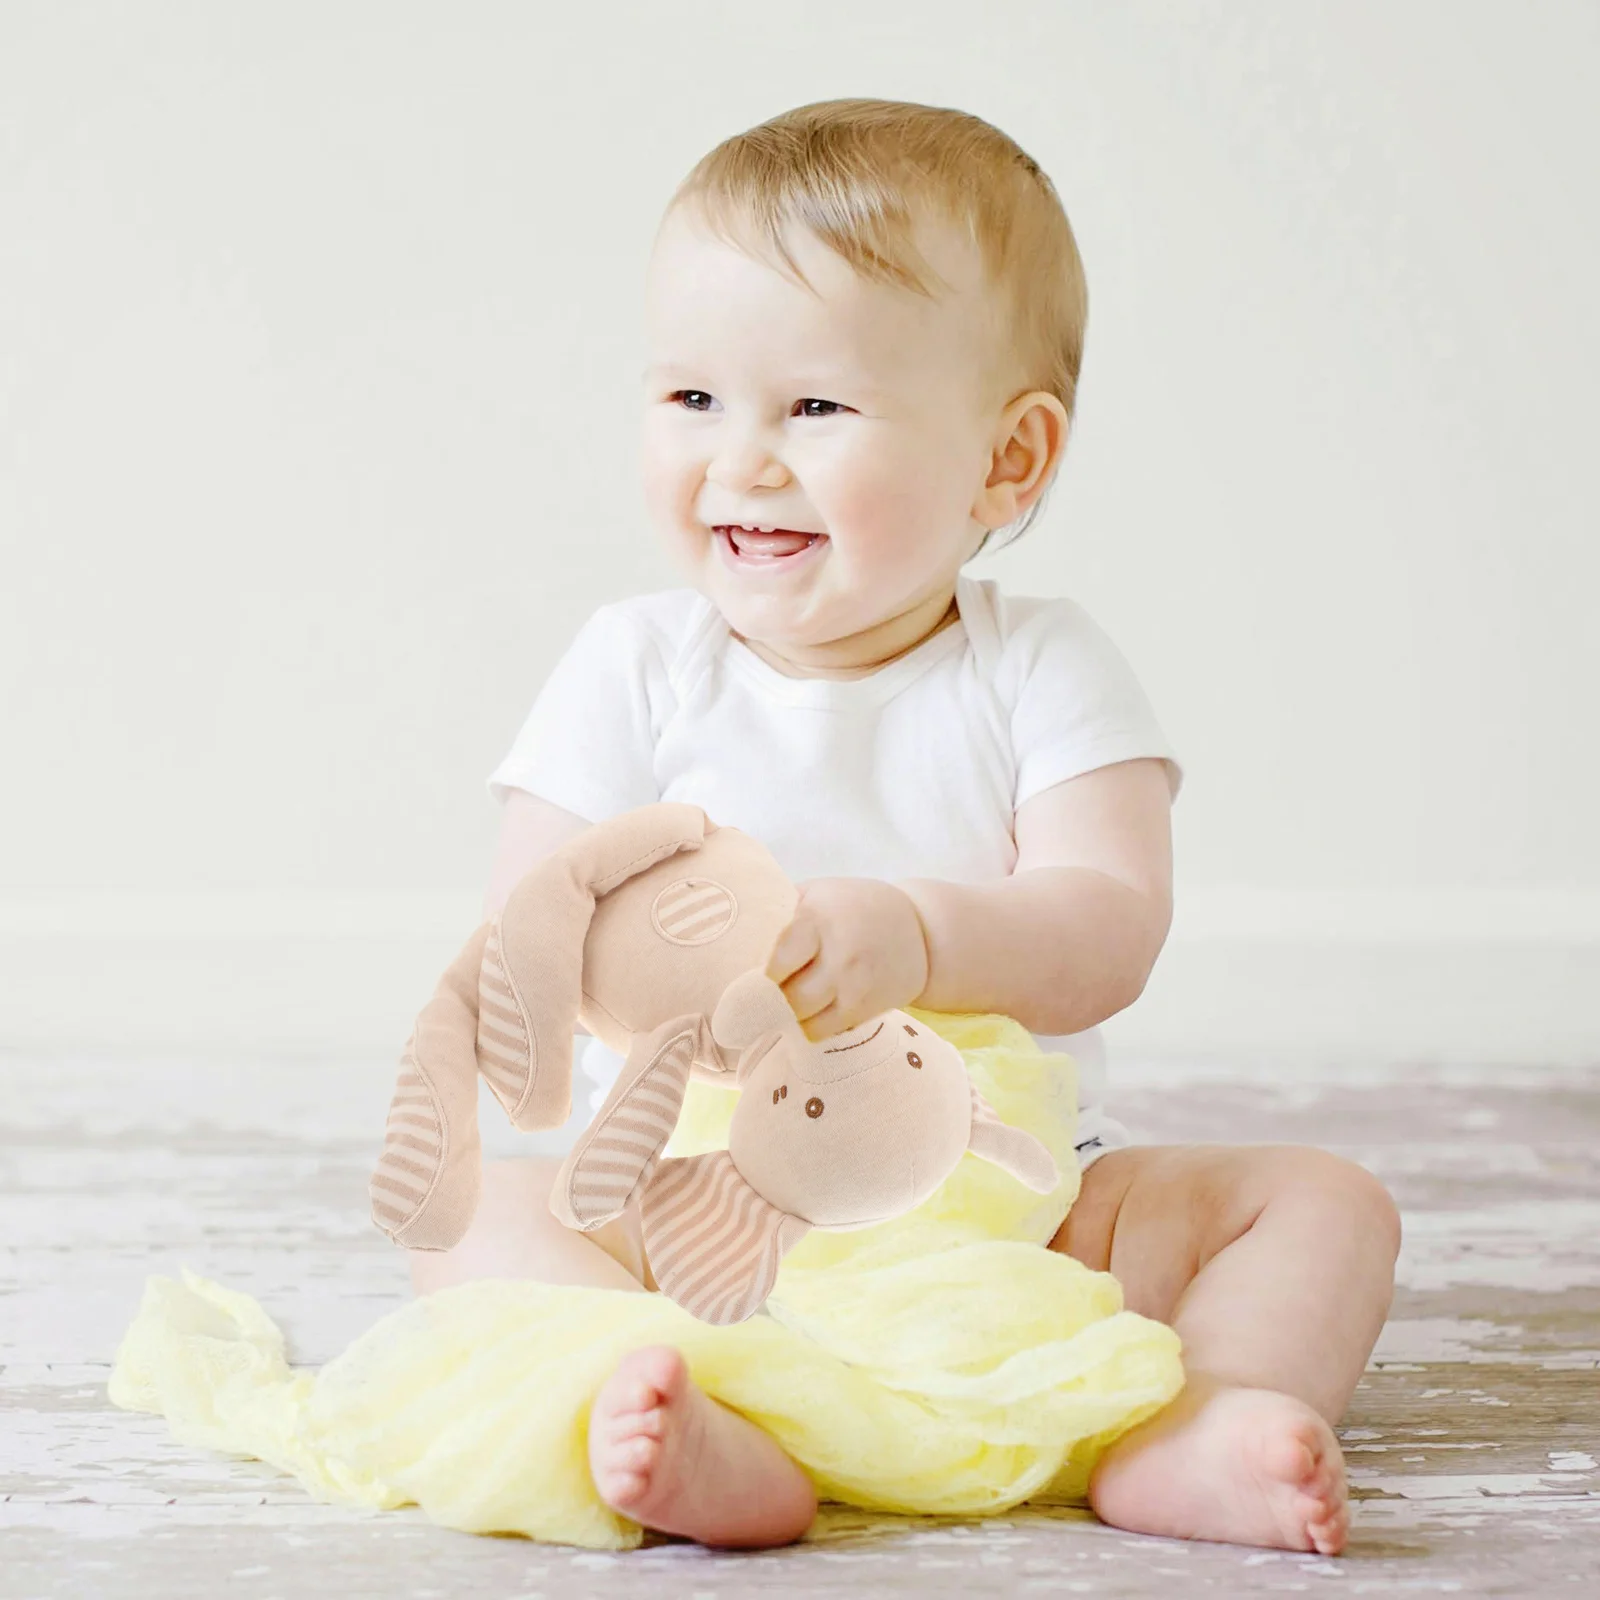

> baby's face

[{"left": 641, "top": 206, "right": 1007, "bottom": 658}]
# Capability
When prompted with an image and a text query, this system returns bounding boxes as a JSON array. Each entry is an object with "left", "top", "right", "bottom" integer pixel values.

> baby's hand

[{"left": 765, "top": 878, "right": 930, "bottom": 1041}]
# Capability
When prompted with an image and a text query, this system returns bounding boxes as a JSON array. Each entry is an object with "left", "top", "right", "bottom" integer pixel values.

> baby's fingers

[
  {"left": 797, "top": 999, "right": 853, "bottom": 1042},
  {"left": 766, "top": 908, "right": 822, "bottom": 985},
  {"left": 777, "top": 962, "right": 835, "bottom": 1027}
]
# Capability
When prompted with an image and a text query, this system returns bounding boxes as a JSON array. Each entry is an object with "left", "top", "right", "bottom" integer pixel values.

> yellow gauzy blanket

[{"left": 108, "top": 1011, "right": 1184, "bottom": 1549}]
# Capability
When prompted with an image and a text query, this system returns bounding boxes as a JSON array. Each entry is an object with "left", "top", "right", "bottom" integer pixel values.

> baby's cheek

[
  {"left": 833, "top": 438, "right": 966, "bottom": 554},
  {"left": 829, "top": 472, "right": 943, "bottom": 563},
  {"left": 639, "top": 423, "right": 696, "bottom": 521}
]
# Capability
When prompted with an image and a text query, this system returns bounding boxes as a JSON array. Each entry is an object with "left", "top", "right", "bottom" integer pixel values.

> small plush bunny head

[{"left": 713, "top": 975, "right": 974, "bottom": 1229}]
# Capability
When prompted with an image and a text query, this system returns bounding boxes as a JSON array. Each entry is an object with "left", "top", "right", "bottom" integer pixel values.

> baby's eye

[
  {"left": 670, "top": 390, "right": 716, "bottom": 412},
  {"left": 793, "top": 398, "right": 845, "bottom": 418}
]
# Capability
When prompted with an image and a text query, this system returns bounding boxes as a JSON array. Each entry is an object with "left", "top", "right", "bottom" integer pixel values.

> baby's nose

[{"left": 705, "top": 433, "right": 791, "bottom": 494}]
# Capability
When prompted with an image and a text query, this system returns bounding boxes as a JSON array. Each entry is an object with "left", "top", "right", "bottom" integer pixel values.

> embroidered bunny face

[{"left": 729, "top": 1013, "right": 973, "bottom": 1228}]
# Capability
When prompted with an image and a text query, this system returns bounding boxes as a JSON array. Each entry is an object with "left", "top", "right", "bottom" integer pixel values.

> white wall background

[{"left": 2, "top": 0, "right": 1596, "bottom": 1066}]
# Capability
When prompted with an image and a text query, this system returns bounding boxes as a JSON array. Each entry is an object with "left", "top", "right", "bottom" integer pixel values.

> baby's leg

[
  {"left": 409, "top": 1158, "right": 815, "bottom": 1547},
  {"left": 1053, "top": 1144, "right": 1401, "bottom": 1555},
  {"left": 408, "top": 1156, "right": 648, "bottom": 1294}
]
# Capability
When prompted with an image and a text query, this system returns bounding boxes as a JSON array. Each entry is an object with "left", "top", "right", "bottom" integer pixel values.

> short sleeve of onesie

[
  {"left": 486, "top": 602, "right": 666, "bottom": 822},
  {"left": 998, "top": 594, "right": 1184, "bottom": 811}
]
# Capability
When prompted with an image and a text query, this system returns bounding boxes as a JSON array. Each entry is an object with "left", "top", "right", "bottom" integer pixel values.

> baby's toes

[
  {"left": 1260, "top": 1425, "right": 1320, "bottom": 1491},
  {"left": 601, "top": 1404, "right": 667, "bottom": 1448},
  {"left": 1307, "top": 1497, "right": 1350, "bottom": 1557},
  {"left": 629, "top": 1344, "right": 691, "bottom": 1405},
  {"left": 596, "top": 1432, "right": 663, "bottom": 1506},
  {"left": 1300, "top": 1459, "right": 1349, "bottom": 1554}
]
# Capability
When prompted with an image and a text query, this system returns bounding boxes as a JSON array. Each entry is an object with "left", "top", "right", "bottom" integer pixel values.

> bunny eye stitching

[
  {"left": 805, "top": 1096, "right": 824, "bottom": 1119},
  {"left": 907, "top": 1051, "right": 922, "bottom": 1069},
  {"left": 903, "top": 1023, "right": 917, "bottom": 1035},
  {"left": 772, "top": 1084, "right": 790, "bottom": 1105},
  {"left": 780, "top": 1084, "right": 788, "bottom": 1099}
]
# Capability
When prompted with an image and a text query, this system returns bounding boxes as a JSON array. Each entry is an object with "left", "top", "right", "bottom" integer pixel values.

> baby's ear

[
  {"left": 640, "top": 1152, "right": 810, "bottom": 1325},
  {"left": 711, "top": 969, "right": 805, "bottom": 1078},
  {"left": 967, "top": 1085, "right": 1060, "bottom": 1194}
]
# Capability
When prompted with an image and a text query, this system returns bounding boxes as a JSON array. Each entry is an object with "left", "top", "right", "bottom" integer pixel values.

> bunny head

[
  {"left": 712, "top": 971, "right": 977, "bottom": 1229},
  {"left": 552, "top": 969, "right": 1062, "bottom": 1324}
]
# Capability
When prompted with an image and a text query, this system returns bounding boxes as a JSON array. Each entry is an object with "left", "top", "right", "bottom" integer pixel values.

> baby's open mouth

[{"left": 714, "top": 524, "right": 827, "bottom": 564}]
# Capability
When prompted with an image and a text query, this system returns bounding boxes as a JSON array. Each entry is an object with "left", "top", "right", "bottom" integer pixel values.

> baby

[{"left": 410, "top": 99, "right": 1401, "bottom": 1556}]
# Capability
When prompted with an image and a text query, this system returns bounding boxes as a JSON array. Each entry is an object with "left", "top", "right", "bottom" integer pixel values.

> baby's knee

[
  {"left": 406, "top": 1157, "right": 569, "bottom": 1296},
  {"left": 478, "top": 1154, "right": 563, "bottom": 1208},
  {"left": 1260, "top": 1147, "right": 1402, "bottom": 1261}
]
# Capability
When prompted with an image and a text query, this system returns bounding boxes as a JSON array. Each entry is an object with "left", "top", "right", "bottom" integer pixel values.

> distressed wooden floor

[{"left": 3, "top": 1050, "right": 1597, "bottom": 1598}]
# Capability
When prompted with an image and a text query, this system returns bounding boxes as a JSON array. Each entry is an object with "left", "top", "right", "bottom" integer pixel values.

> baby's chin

[
  {"left": 694, "top": 542, "right": 851, "bottom": 633},
  {"left": 673, "top": 529, "right": 917, "bottom": 664}
]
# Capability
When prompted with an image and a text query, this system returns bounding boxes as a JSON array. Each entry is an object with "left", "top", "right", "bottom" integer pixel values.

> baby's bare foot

[
  {"left": 588, "top": 1345, "right": 816, "bottom": 1548},
  {"left": 1089, "top": 1379, "right": 1350, "bottom": 1555}
]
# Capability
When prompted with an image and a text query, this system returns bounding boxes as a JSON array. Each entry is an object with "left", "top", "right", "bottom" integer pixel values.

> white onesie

[{"left": 487, "top": 571, "right": 1182, "bottom": 1168}]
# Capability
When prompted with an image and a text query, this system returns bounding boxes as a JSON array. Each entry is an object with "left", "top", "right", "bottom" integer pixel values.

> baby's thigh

[
  {"left": 1049, "top": 1143, "right": 1388, "bottom": 1324},
  {"left": 408, "top": 1156, "right": 651, "bottom": 1297}
]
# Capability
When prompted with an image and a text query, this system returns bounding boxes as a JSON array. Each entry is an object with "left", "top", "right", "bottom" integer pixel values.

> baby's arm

[
  {"left": 481, "top": 790, "right": 597, "bottom": 1035},
  {"left": 483, "top": 789, "right": 594, "bottom": 916},
  {"left": 899, "top": 757, "right": 1173, "bottom": 1037}
]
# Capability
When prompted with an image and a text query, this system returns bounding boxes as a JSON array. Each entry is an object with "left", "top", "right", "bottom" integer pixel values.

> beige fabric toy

[
  {"left": 553, "top": 968, "right": 1059, "bottom": 1324},
  {"left": 370, "top": 801, "right": 1058, "bottom": 1325},
  {"left": 371, "top": 803, "right": 798, "bottom": 1250}
]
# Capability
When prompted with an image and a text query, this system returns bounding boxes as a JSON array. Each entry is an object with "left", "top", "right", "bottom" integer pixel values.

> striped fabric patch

[
  {"left": 564, "top": 1029, "right": 696, "bottom": 1228},
  {"left": 370, "top": 1046, "right": 444, "bottom": 1239},
  {"left": 477, "top": 917, "right": 532, "bottom": 1116},
  {"left": 641, "top": 1151, "right": 803, "bottom": 1326},
  {"left": 649, "top": 876, "right": 738, "bottom": 947}
]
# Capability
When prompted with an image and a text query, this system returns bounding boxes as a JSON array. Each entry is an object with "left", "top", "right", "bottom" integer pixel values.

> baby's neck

[{"left": 734, "top": 588, "right": 960, "bottom": 681}]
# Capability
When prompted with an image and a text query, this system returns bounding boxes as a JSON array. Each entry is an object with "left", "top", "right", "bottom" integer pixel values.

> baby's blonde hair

[{"left": 667, "top": 98, "right": 1088, "bottom": 552}]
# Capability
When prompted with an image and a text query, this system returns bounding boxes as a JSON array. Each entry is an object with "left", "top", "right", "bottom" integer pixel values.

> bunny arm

[
  {"left": 710, "top": 965, "right": 808, "bottom": 1062},
  {"left": 968, "top": 1083, "right": 1060, "bottom": 1194},
  {"left": 370, "top": 922, "right": 490, "bottom": 1251},
  {"left": 641, "top": 1151, "right": 812, "bottom": 1326},
  {"left": 485, "top": 803, "right": 711, "bottom": 1133},
  {"left": 550, "top": 1011, "right": 718, "bottom": 1231}
]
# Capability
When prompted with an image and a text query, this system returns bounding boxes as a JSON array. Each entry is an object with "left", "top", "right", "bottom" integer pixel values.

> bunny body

[{"left": 571, "top": 823, "right": 798, "bottom": 1063}]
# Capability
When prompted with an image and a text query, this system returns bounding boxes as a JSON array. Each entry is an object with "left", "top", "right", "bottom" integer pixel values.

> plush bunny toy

[
  {"left": 371, "top": 803, "right": 798, "bottom": 1251},
  {"left": 552, "top": 967, "right": 1060, "bottom": 1325},
  {"left": 370, "top": 800, "right": 1058, "bottom": 1324}
]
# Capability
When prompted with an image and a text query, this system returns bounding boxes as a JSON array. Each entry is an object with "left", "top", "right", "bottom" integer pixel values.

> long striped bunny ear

[
  {"left": 484, "top": 803, "right": 710, "bottom": 1131},
  {"left": 640, "top": 1152, "right": 811, "bottom": 1325},
  {"left": 370, "top": 923, "right": 490, "bottom": 1251},
  {"left": 550, "top": 1014, "right": 702, "bottom": 1232}
]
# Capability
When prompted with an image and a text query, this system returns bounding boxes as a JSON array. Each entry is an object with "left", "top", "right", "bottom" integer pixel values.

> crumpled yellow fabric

[{"left": 108, "top": 1010, "right": 1184, "bottom": 1548}]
